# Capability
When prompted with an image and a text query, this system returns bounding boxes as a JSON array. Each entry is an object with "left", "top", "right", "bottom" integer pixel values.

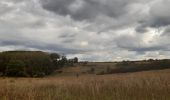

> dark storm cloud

[
  {"left": 40, "top": 0, "right": 135, "bottom": 21},
  {"left": 149, "top": 0, "right": 170, "bottom": 27},
  {"left": 40, "top": 0, "right": 75, "bottom": 15},
  {"left": 136, "top": 0, "right": 170, "bottom": 32}
]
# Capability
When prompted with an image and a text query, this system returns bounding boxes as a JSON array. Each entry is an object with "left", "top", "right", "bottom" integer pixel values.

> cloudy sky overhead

[{"left": 0, "top": 0, "right": 170, "bottom": 61}]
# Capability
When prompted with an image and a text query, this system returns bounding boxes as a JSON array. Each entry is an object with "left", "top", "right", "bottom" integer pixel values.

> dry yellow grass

[{"left": 0, "top": 69, "right": 170, "bottom": 100}]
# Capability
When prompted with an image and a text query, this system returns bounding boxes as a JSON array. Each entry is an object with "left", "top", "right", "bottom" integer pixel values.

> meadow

[{"left": 0, "top": 69, "right": 170, "bottom": 100}]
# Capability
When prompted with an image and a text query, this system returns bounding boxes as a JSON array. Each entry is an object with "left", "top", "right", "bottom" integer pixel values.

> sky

[{"left": 0, "top": 0, "right": 170, "bottom": 61}]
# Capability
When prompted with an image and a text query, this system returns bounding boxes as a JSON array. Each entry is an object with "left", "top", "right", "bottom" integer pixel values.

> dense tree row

[
  {"left": 114, "top": 59, "right": 170, "bottom": 73},
  {"left": 0, "top": 51, "right": 78, "bottom": 77},
  {"left": 95, "top": 59, "right": 170, "bottom": 75}
]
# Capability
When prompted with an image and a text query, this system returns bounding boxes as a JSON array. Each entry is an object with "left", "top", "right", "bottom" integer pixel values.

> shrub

[
  {"left": 5, "top": 60, "right": 27, "bottom": 77},
  {"left": 96, "top": 71, "right": 105, "bottom": 75},
  {"left": 33, "top": 72, "right": 45, "bottom": 78},
  {"left": 88, "top": 67, "right": 95, "bottom": 74}
]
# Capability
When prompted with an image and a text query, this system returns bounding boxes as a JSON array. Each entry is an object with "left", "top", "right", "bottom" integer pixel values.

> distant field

[
  {"left": 50, "top": 62, "right": 117, "bottom": 77},
  {"left": 0, "top": 69, "right": 170, "bottom": 100}
]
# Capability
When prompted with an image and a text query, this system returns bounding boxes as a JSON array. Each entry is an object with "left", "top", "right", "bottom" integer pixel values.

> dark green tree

[
  {"left": 73, "top": 57, "right": 78, "bottom": 63},
  {"left": 50, "top": 53, "right": 60, "bottom": 61},
  {"left": 5, "top": 60, "right": 27, "bottom": 77},
  {"left": 58, "top": 56, "right": 67, "bottom": 67}
]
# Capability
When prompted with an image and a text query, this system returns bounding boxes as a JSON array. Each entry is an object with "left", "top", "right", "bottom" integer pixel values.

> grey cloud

[
  {"left": 0, "top": 39, "right": 86, "bottom": 54},
  {"left": 40, "top": 0, "right": 75, "bottom": 16},
  {"left": 3, "top": 0, "right": 23, "bottom": 3},
  {"left": 41, "top": 0, "right": 151, "bottom": 34},
  {"left": 137, "top": 0, "right": 170, "bottom": 31},
  {"left": 135, "top": 25, "right": 148, "bottom": 33},
  {"left": 59, "top": 33, "right": 76, "bottom": 38},
  {"left": 1, "top": 0, "right": 170, "bottom": 61},
  {"left": 0, "top": 2, "right": 14, "bottom": 15},
  {"left": 115, "top": 34, "right": 167, "bottom": 53},
  {"left": 115, "top": 35, "right": 141, "bottom": 49},
  {"left": 162, "top": 26, "right": 170, "bottom": 36},
  {"left": 0, "top": 41, "right": 21, "bottom": 46},
  {"left": 130, "top": 46, "right": 165, "bottom": 52},
  {"left": 62, "top": 38, "right": 75, "bottom": 43},
  {"left": 26, "top": 20, "right": 47, "bottom": 29},
  {"left": 40, "top": 0, "right": 135, "bottom": 21},
  {"left": 58, "top": 32, "right": 77, "bottom": 43},
  {"left": 149, "top": 0, "right": 170, "bottom": 27}
]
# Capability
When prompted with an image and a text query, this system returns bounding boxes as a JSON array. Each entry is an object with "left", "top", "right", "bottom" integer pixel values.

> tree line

[
  {"left": 112, "top": 59, "right": 170, "bottom": 73},
  {"left": 0, "top": 51, "right": 78, "bottom": 77}
]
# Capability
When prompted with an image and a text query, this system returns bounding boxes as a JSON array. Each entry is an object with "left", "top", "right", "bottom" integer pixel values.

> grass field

[{"left": 0, "top": 69, "right": 170, "bottom": 100}]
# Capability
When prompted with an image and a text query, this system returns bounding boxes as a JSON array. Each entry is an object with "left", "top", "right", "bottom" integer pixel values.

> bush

[
  {"left": 96, "top": 71, "right": 105, "bottom": 75},
  {"left": 88, "top": 67, "right": 95, "bottom": 74},
  {"left": 0, "top": 72, "right": 3, "bottom": 76},
  {"left": 5, "top": 60, "right": 27, "bottom": 77},
  {"left": 33, "top": 72, "right": 45, "bottom": 78}
]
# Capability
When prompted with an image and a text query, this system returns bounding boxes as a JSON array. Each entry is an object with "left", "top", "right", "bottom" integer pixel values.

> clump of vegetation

[
  {"left": 5, "top": 60, "right": 27, "bottom": 77},
  {"left": 96, "top": 70, "right": 105, "bottom": 75},
  {"left": 0, "top": 51, "right": 78, "bottom": 77},
  {"left": 88, "top": 67, "right": 95, "bottom": 74}
]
